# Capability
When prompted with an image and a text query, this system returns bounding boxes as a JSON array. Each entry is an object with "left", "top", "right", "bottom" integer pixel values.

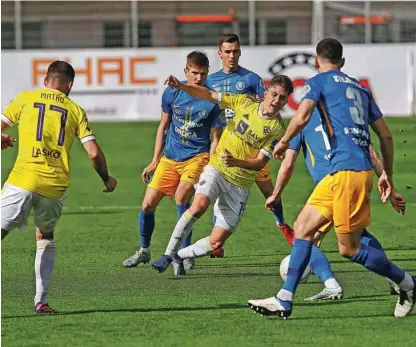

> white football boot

[
  {"left": 304, "top": 287, "right": 343, "bottom": 301},
  {"left": 248, "top": 296, "right": 292, "bottom": 319},
  {"left": 394, "top": 278, "right": 416, "bottom": 318},
  {"left": 122, "top": 249, "right": 151, "bottom": 267}
]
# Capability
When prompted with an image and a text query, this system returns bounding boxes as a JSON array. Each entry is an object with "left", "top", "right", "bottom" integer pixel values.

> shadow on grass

[
  {"left": 2, "top": 297, "right": 392, "bottom": 319},
  {"left": 2, "top": 303, "right": 248, "bottom": 319}
]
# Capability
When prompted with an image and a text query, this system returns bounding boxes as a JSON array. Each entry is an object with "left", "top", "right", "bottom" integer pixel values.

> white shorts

[
  {"left": 1, "top": 183, "right": 64, "bottom": 233},
  {"left": 195, "top": 166, "right": 250, "bottom": 231}
]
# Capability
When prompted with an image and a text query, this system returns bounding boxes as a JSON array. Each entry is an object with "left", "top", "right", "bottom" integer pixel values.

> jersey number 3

[
  {"left": 34, "top": 102, "right": 68, "bottom": 146},
  {"left": 346, "top": 86, "right": 365, "bottom": 125}
]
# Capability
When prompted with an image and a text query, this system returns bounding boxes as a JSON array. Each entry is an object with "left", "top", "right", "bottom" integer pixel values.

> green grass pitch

[{"left": 1, "top": 118, "right": 416, "bottom": 347}]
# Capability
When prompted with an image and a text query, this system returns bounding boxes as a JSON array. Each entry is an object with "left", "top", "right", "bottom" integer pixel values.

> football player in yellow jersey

[
  {"left": 1, "top": 61, "right": 117, "bottom": 314},
  {"left": 152, "top": 75, "right": 293, "bottom": 274}
]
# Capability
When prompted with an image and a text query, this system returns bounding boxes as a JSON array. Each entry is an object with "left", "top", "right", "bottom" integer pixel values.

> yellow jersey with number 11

[
  {"left": 209, "top": 93, "right": 286, "bottom": 188},
  {"left": 1, "top": 88, "right": 95, "bottom": 199}
]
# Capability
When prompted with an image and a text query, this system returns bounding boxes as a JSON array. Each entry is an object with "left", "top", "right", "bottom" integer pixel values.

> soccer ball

[{"left": 279, "top": 255, "right": 312, "bottom": 284}]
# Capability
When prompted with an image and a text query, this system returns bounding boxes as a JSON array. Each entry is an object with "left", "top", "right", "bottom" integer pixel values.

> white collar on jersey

[{"left": 258, "top": 102, "right": 279, "bottom": 120}]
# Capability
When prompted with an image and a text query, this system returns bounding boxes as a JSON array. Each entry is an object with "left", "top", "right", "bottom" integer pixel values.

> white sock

[
  {"left": 276, "top": 289, "right": 293, "bottom": 301},
  {"left": 177, "top": 237, "right": 213, "bottom": 259},
  {"left": 324, "top": 278, "right": 341, "bottom": 289},
  {"left": 165, "top": 210, "right": 198, "bottom": 258},
  {"left": 140, "top": 247, "right": 150, "bottom": 253},
  {"left": 398, "top": 273, "right": 414, "bottom": 291},
  {"left": 34, "top": 239, "right": 56, "bottom": 305}
]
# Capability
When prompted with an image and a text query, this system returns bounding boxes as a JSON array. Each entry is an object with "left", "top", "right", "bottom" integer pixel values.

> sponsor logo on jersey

[{"left": 31, "top": 147, "right": 61, "bottom": 159}]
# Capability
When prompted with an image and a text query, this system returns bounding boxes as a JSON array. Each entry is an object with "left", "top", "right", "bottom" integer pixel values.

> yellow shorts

[
  {"left": 255, "top": 163, "right": 272, "bottom": 182},
  {"left": 148, "top": 153, "right": 209, "bottom": 198},
  {"left": 308, "top": 170, "right": 373, "bottom": 233}
]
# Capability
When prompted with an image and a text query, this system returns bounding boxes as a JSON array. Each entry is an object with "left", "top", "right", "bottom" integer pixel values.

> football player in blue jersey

[
  {"left": 257, "top": 108, "right": 406, "bottom": 301},
  {"left": 122, "top": 51, "right": 225, "bottom": 273},
  {"left": 248, "top": 38, "right": 415, "bottom": 319},
  {"left": 204, "top": 34, "right": 294, "bottom": 260}
]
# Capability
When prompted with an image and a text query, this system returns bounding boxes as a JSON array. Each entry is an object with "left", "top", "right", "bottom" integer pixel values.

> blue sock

[
  {"left": 309, "top": 245, "right": 335, "bottom": 282},
  {"left": 178, "top": 203, "right": 192, "bottom": 249},
  {"left": 350, "top": 244, "right": 405, "bottom": 284},
  {"left": 139, "top": 209, "right": 155, "bottom": 248},
  {"left": 272, "top": 199, "right": 285, "bottom": 226},
  {"left": 361, "top": 229, "right": 385, "bottom": 254},
  {"left": 282, "top": 238, "right": 313, "bottom": 294}
]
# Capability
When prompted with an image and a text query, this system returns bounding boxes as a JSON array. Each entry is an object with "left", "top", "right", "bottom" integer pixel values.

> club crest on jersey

[
  {"left": 263, "top": 126, "right": 271, "bottom": 135},
  {"left": 199, "top": 109, "right": 208, "bottom": 119},
  {"left": 236, "top": 81, "right": 245, "bottom": 91}
]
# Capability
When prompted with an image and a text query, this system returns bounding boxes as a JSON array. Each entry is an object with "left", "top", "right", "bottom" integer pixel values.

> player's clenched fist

[
  {"left": 103, "top": 176, "right": 117, "bottom": 193},
  {"left": 273, "top": 140, "right": 289, "bottom": 160},
  {"left": 1, "top": 133, "right": 15, "bottom": 150},
  {"left": 220, "top": 149, "right": 238, "bottom": 167}
]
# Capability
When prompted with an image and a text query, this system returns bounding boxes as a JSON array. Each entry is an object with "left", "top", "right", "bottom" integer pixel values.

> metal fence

[{"left": 1, "top": 1, "right": 416, "bottom": 50}]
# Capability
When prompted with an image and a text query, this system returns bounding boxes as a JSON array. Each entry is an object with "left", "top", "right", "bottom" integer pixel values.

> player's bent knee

[
  {"left": 141, "top": 201, "right": 157, "bottom": 213},
  {"left": 189, "top": 196, "right": 210, "bottom": 217},
  {"left": 36, "top": 228, "right": 54, "bottom": 241},
  {"left": 174, "top": 183, "right": 194, "bottom": 204},
  {"left": 338, "top": 245, "right": 359, "bottom": 259}
]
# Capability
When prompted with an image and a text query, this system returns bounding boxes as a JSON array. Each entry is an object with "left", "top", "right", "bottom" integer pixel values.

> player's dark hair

[
  {"left": 186, "top": 51, "right": 210, "bottom": 69},
  {"left": 268, "top": 75, "right": 293, "bottom": 95},
  {"left": 46, "top": 61, "right": 75, "bottom": 83},
  {"left": 218, "top": 34, "right": 240, "bottom": 49},
  {"left": 316, "top": 38, "right": 343, "bottom": 64}
]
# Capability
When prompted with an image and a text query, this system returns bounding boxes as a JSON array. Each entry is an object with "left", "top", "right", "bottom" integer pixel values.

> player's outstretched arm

[
  {"left": 273, "top": 99, "right": 315, "bottom": 159},
  {"left": 220, "top": 149, "right": 269, "bottom": 171},
  {"left": 82, "top": 140, "right": 117, "bottom": 193},
  {"left": 210, "top": 127, "right": 223, "bottom": 157},
  {"left": 165, "top": 75, "right": 219, "bottom": 103},
  {"left": 265, "top": 149, "right": 298, "bottom": 211}
]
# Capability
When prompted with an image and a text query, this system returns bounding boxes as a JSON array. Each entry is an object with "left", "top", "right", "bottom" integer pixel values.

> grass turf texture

[{"left": 2, "top": 118, "right": 416, "bottom": 347}]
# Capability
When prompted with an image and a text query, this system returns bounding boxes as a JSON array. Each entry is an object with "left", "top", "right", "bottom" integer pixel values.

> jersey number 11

[{"left": 34, "top": 102, "right": 68, "bottom": 146}]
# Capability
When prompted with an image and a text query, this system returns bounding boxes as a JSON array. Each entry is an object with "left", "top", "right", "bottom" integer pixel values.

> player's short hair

[
  {"left": 268, "top": 75, "right": 293, "bottom": 95},
  {"left": 46, "top": 61, "right": 75, "bottom": 83},
  {"left": 218, "top": 34, "right": 240, "bottom": 49},
  {"left": 316, "top": 38, "right": 343, "bottom": 64},
  {"left": 186, "top": 51, "right": 210, "bottom": 69}
]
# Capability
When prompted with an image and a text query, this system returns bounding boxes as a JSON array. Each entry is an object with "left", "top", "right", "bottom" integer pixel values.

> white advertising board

[{"left": 1, "top": 44, "right": 415, "bottom": 120}]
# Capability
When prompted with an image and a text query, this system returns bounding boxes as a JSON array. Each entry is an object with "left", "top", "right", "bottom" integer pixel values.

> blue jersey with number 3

[{"left": 302, "top": 70, "right": 383, "bottom": 173}]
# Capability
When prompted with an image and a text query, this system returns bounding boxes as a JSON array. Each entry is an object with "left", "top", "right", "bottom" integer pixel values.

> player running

[
  {"left": 205, "top": 34, "right": 294, "bottom": 259},
  {"left": 151, "top": 75, "right": 293, "bottom": 275},
  {"left": 266, "top": 109, "right": 406, "bottom": 300},
  {"left": 122, "top": 51, "right": 225, "bottom": 271},
  {"left": 1, "top": 61, "right": 117, "bottom": 314},
  {"left": 248, "top": 38, "right": 415, "bottom": 319}
]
